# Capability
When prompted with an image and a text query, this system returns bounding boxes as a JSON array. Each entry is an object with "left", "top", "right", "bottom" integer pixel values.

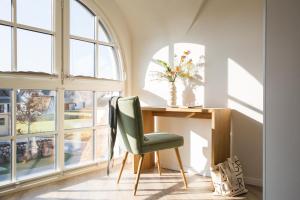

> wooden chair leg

[
  {"left": 155, "top": 151, "right": 162, "bottom": 175},
  {"left": 134, "top": 154, "right": 144, "bottom": 196},
  {"left": 174, "top": 148, "right": 188, "bottom": 189},
  {"left": 117, "top": 152, "right": 128, "bottom": 184}
]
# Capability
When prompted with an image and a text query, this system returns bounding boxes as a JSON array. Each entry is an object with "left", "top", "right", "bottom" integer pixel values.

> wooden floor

[{"left": 1, "top": 166, "right": 262, "bottom": 200}]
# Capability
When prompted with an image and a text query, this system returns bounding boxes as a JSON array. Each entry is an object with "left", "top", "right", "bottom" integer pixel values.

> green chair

[{"left": 116, "top": 96, "right": 187, "bottom": 195}]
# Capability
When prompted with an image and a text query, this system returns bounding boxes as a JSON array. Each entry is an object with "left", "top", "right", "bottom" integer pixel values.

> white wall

[
  {"left": 265, "top": 0, "right": 300, "bottom": 199},
  {"left": 115, "top": 0, "right": 263, "bottom": 186}
]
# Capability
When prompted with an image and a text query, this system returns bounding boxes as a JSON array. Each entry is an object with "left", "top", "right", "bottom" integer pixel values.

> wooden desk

[{"left": 133, "top": 107, "right": 231, "bottom": 173}]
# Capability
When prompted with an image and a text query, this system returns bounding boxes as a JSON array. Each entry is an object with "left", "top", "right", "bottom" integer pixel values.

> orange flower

[{"left": 175, "top": 66, "right": 181, "bottom": 72}]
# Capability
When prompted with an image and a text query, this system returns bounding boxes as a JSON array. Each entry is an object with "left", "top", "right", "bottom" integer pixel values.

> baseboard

[
  {"left": 186, "top": 168, "right": 262, "bottom": 187},
  {"left": 164, "top": 166, "right": 262, "bottom": 187},
  {"left": 244, "top": 177, "right": 262, "bottom": 187}
]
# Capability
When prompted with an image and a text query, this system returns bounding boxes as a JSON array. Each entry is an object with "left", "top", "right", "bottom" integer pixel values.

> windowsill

[{"left": 0, "top": 158, "right": 125, "bottom": 197}]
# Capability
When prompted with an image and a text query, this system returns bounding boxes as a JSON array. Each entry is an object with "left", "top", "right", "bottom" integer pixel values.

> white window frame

[{"left": 0, "top": 0, "right": 126, "bottom": 189}]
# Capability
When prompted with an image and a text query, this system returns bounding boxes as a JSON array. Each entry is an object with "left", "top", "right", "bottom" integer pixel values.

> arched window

[
  {"left": 0, "top": 0, "right": 125, "bottom": 186},
  {"left": 69, "top": 0, "right": 121, "bottom": 80}
]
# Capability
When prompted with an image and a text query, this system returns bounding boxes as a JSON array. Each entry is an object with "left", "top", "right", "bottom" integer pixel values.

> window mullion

[
  {"left": 69, "top": 34, "right": 96, "bottom": 44},
  {"left": 15, "top": 24, "right": 54, "bottom": 35},
  {"left": 12, "top": 0, "right": 17, "bottom": 72},
  {"left": 15, "top": 131, "right": 58, "bottom": 139},
  {"left": 64, "top": 127, "right": 94, "bottom": 133},
  {"left": 94, "top": 44, "right": 98, "bottom": 78},
  {"left": 63, "top": 0, "right": 70, "bottom": 77},
  {"left": 0, "top": 20, "right": 13, "bottom": 26},
  {"left": 57, "top": 88, "right": 65, "bottom": 171},
  {"left": 96, "top": 41, "right": 115, "bottom": 47},
  {"left": 11, "top": 90, "right": 16, "bottom": 182},
  {"left": 93, "top": 91, "right": 96, "bottom": 161},
  {"left": 0, "top": 135, "right": 13, "bottom": 141},
  {"left": 94, "top": 16, "right": 98, "bottom": 78}
]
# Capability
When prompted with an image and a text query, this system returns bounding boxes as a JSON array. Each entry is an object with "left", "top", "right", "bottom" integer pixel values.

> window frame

[
  {"left": 0, "top": 0, "right": 126, "bottom": 189},
  {"left": 65, "top": 0, "right": 123, "bottom": 81}
]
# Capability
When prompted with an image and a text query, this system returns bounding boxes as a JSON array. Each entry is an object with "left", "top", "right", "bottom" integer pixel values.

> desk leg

[
  {"left": 211, "top": 109, "right": 231, "bottom": 165},
  {"left": 133, "top": 110, "right": 155, "bottom": 173}
]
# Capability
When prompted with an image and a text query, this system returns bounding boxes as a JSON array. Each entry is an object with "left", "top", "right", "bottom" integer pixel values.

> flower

[
  {"left": 180, "top": 56, "right": 186, "bottom": 63},
  {"left": 153, "top": 50, "right": 199, "bottom": 82},
  {"left": 184, "top": 50, "right": 190, "bottom": 55},
  {"left": 175, "top": 66, "right": 181, "bottom": 72}
]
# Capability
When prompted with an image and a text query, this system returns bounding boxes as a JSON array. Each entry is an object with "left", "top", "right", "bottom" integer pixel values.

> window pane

[
  {"left": 64, "top": 130, "right": 93, "bottom": 167},
  {"left": 0, "top": 25, "right": 12, "bottom": 71},
  {"left": 17, "top": 29, "right": 52, "bottom": 73},
  {"left": 0, "top": 89, "right": 12, "bottom": 137},
  {"left": 70, "top": 0, "right": 94, "bottom": 39},
  {"left": 16, "top": 136, "right": 55, "bottom": 180},
  {"left": 16, "top": 90, "right": 56, "bottom": 135},
  {"left": 64, "top": 91, "right": 93, "bottom": 129},
  {"left": 0, "top": 141, "right": 11, "bottom": 183},
  {"left": 95, "top": 92, "right": 112, "bottom": 126},
  {"left": 0, "top": 0, "right": 11, "bottom": 21},
  {"left": 70, "top": 39, "right": 94, "bottom": 77},
  {"left": 17, "top": 0, "right": 52, "bottom": 30},
  {"left": 95, "top": 128, "right": 108, "bottom": 161},
  {"left": 98, "top": 23, "right": 110, "bottom": 43},
  {"left": 98, "top": 45, "right": 119, "bottom": 80}
]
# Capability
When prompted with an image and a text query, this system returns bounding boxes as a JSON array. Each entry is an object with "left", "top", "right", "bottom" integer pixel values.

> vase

[{"left": 167, "top": 82, "right": 176, "bottom": 107}]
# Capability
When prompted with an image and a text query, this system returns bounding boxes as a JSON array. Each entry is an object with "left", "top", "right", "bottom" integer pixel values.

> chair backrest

[{"left": 117, "top": 96, "right": 144, "bottom": 155}]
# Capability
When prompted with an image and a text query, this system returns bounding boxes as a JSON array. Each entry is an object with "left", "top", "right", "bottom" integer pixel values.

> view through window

[{"left": 0, "top": 0, "right": 124, "bottom": 186}]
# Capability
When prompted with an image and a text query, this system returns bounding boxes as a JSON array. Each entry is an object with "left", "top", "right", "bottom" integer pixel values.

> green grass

[
  {"left": 16, "top": 118, "right": 94, "bottom": 135},
  {"left": 16, "top": 121, "right": 55, "bottom": 134},
  {"left": 16, "top": 157, "right": 54, "bottom": 171},
  {"left": 0, "top": 156, "right": 54, "bottom": 177}
]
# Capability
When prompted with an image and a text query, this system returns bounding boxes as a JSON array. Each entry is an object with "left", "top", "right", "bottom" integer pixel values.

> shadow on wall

[
  {"left": 227, "top": 58, "right": 263, "bottom": 185},
  {"left": 142, "top": 43, "right": 205, "bottom": 107}
]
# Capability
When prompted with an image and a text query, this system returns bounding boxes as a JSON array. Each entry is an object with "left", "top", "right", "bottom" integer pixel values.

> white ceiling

[{"left": 113, "top": 0, "right": 206, "bottom": 39}]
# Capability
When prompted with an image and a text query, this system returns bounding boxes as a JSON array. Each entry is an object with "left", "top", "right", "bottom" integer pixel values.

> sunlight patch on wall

[
  {"left": 190, "top": 130, "right": 209, "bottom": 175},
  {"left": 228, "top": 58, "right": 263, "bottom": 123},
  {"left": 144, "top": 43, "right": 205, "bottom": 107},
  {"left": 143, "top": 45, "right": 170, "bottom": 106},
  {"left": 228, "top": 99, "right": 263, "bottom": 123}
]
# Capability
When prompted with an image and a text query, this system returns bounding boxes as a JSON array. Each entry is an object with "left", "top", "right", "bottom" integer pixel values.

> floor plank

[{"left": 1, "top": 166, "right": 262, "bottom": 200}]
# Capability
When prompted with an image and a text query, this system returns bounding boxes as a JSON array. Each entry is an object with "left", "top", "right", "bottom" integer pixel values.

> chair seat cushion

[{"left": 141, "top": 132, "right": 184, "bottom": 153}]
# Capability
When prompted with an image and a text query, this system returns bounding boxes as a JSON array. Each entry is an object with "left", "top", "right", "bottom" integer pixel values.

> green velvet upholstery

[
  {"left": 142, "top": 133, "right": 183, "bottom": 153},
  {"left": 117, "top": 96, "right": 144, "bottom": 154},
  {"left": 117, "top": 96, "right": 184, "bottom": 155}
]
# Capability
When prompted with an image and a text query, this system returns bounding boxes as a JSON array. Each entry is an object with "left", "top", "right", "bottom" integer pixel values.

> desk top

[{"left": 141, "top": 106, "right": 230, "bottom": 113}]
